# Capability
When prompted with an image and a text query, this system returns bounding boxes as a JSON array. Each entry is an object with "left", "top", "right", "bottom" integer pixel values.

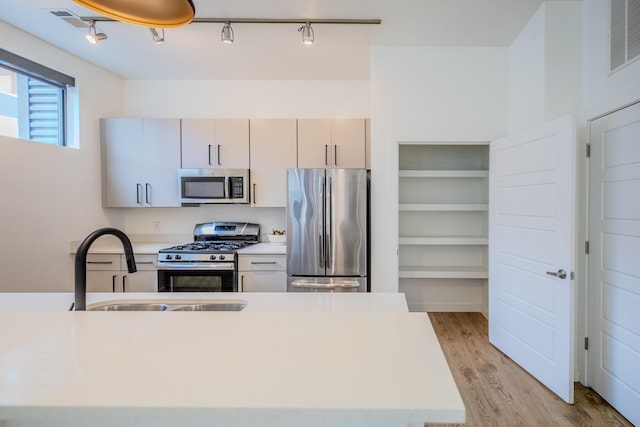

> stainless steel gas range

[{"left": 156, "top": 222, "right": 260, "bottom": 292}]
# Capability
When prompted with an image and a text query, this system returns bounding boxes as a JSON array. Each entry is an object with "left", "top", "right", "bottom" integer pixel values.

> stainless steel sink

[
  {"left": 89, "top": 303, "right": 170, "bottom": 311},
  {"left": 171, "top": 302, "right": 247, "bottom": 311},
  {"left": 86, "top": 299, "right": 247, "bottom": 312}
]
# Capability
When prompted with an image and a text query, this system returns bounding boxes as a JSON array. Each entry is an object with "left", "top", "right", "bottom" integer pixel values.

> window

[{"left": 0, "top": 49, "right": 75, "bottom": 146}]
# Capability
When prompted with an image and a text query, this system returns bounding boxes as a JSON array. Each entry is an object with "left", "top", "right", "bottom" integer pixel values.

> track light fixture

[
  {"left": 78, "top": 17, "right": 380, "bottom": 46},
  {"left": 298, "top": 22, "right": 314, "bottom": 45},
  {"left": 221, "top": 22, "right": 234, "bottom": 44},
  {"left": 150, "top": 28, "right": 165, "bottom": 44},
  {"left": 86, "top": 21, "right": 107, "bottom": 44}
]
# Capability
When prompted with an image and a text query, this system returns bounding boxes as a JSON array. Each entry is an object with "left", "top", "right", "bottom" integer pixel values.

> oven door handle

[{"left": 156, "top": 262, "right": 235, "bottom": 270}]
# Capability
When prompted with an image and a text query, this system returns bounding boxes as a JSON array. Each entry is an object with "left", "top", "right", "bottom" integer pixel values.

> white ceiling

[{"left": 1, "top": 0, "right": 560, "bottom": 80}]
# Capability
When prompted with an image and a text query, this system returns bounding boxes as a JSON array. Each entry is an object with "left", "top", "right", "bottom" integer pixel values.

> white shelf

[
  {"left": 399, "top": 204, "right": 489, "bottom": 212},
  {"left": 399, "top": 170, "right": 489, "bottom": 178},
  {"left": 399, "top": 266, "right": 488, "bottom": 279},
  {"left": 399, "top": 237, "right": 488, "bottom": 245}
]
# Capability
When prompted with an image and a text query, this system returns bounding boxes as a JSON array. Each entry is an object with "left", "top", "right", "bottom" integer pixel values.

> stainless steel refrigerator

[{"left": 286, "top": 168, "right": 369, "bottom": 292}]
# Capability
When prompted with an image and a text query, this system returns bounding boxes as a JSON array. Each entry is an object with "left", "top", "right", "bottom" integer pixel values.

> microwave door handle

[{"left": 224, "top": 176, "right": 230, "bottom": 200}]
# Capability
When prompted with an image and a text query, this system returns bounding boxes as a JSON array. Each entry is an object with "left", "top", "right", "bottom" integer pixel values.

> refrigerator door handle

[
  {"left": 319, "top": 174, "right": 326, "bottom": 269},
  {"left": 290, "top": 280, "right": 361, "bottom": 289},
  {"left": 327, "top": 176, "right": 333, "bottom": 270}
]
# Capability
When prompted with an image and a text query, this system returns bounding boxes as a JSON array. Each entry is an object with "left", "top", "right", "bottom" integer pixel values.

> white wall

[
  {"left": 369, "top": 46, "right": 509, "bottom": 297},
  {"left": 508, "top": 2, "right": 581, "bottom": 134},
  {"left": 0, "top": 21, "right": 124, "bottom": 291}
]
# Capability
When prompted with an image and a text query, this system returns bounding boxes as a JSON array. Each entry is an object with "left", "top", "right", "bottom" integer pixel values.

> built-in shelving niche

[{"left": 398, "top": 143, "right": 489, "bottom": 314}]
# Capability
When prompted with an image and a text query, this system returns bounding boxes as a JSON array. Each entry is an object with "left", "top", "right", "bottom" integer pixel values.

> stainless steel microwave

[{"left": 178, "top": 168, "right": 250, "bottom": 205}]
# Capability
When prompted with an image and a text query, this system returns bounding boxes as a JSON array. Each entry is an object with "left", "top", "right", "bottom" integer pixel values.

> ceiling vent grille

[
  {"left": 47, "top": 9, "right": 91, "bottom": 29},
  {"left": 610, "top": 0, "right": 640, "bottom": 72}
]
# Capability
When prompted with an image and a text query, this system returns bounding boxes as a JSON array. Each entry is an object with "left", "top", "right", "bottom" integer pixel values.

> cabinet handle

[
  {"left": 251, "top": 261, "right": 277, "bottom": 265},
  {"left": 87, "top": 261, "right": 113, "bottom": 265},
  {"left": 145, "top": 183, "right": 151, "bottom": 205},
  {"left": 324, "top": 144, "right": 328, "bottom": 166},
  {"left": 217, "top": 144, "right": 222, "bottom": 166},
  {"left": 253, "top": 183, "right": 256, "bottom": 204},
  {"left": 136, "top": 183, "right": 142, "bottom": 204},
  {"left": 208, "top": 144, "right": 212, "bottom": 165},
  {"left": 240, "top": 275, "right": 244, "bottom": 292},
  {"left": 334, "top": 145, "right": 337, "bottom": 166},
  {"left": 136, "top": 261, "right": 154, "bottom": 265},
  {"left": 112, "top": 275, "right": 117, "bottom": 293},
  {"left": 122, "top": 275, "right": 127, "bottom": 292}
]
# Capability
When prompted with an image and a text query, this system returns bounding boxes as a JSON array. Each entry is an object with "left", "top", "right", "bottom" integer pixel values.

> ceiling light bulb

[
  {"left": 221, "top": 22, "right": 234, "bottom": 44},
  {"left": 150, "top": 28, "right": 165, "bottom": 44},
  {"left": 86, "top": 22, "right": 108, "bottom": 44},
  {"left": 298, "top": 22, "right": 314, "bottom": 45}
]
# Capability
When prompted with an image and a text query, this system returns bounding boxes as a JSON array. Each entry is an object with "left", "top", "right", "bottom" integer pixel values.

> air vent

[
  {"left": 47, "top": 9, "right": 91, "bottom": 29},
  {"left": 610, "top": 0, "right": 640, "bottom": 72}
]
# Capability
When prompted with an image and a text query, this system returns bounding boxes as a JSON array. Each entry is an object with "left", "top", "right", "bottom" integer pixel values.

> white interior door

[
  {"left": 588, "top": 101, "right": 640, "bottom": 426},
  {"left": 489, "top": 115, "right": 575, "bottom": 403}
]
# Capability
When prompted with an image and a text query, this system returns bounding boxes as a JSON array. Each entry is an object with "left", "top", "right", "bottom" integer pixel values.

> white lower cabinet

[
  {"left": 85, "top": 254, "right": 158, "bottom": 293},
  {"left": 238, "top": 254, "right": 286, "bottom": 292}
]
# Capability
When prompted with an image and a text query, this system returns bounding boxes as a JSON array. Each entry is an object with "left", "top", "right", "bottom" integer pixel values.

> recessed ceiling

[{"left": 0, "top": 0, "right": 566, "bottom": 80}]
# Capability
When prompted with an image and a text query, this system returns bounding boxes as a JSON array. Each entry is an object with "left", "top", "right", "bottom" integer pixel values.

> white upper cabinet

[
  {"left": 297, "top": 119, "right": 366, "bottom": 169},
  {"left": 249, "top": 119, "right": 297, "bottom": 207},
  {"left": 102, "top": 118, "right": 181, "bottom": 208},
  {"left": 181, "top": 119, "right": 249, "bottom": 169}
]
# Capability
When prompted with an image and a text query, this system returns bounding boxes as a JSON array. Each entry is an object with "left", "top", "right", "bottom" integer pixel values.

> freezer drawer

[{"left": 287, "top": 276, "right": 367, "bottom": 293}]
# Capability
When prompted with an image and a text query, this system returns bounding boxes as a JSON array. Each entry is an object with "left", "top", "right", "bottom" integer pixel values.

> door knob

[{"left": 546, "top": 269, "right": 567, "bottom": 279}]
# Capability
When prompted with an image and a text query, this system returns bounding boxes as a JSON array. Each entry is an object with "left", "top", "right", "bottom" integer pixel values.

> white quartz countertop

[
  {"left": 69, "top": 240, "right": 285, "bottom": 255},
  {"left": 0, "top": 293, "right": 464, "bottom": 427}
]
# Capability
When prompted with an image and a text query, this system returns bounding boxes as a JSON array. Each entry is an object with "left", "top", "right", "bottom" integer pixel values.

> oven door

[{"left": 157, "top": 263, "right": 237, "bottom": 292}]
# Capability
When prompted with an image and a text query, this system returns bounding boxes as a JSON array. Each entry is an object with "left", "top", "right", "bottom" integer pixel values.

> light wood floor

[{"left": 426, "top": 312, "right": 633, "bottom": 427}]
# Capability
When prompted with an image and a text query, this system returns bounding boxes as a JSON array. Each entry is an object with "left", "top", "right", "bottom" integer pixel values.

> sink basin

[
  {"left": 171, "top": 302, "right": 247, "bottom": 311},
  {"left": 89, "top": 303, "right": 169, "bottom": 311},
  {"left": 85, "top": 299, "right": 247, "bottom": 312}
]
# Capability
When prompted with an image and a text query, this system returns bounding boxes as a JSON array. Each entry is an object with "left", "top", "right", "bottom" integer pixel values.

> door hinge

[
  {"left": 586, "top": 143, "right": 591, "bottom": 157},
  {"left": 584, "top": 337, "right": 589, "bottom": 350},
  {"left": 585, "top": 241, "right": 590, "bottom": 254}
]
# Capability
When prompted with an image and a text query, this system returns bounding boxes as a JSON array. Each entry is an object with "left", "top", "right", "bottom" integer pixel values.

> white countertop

[
  {"left": 0, "top": 292, "right": 407, "bottom": 313},
  {"left": 69, "top": 240, "right": 285, "bottom": 255},
  {"left": 0, "top": 293, "right": 464, "bottom": 427}
]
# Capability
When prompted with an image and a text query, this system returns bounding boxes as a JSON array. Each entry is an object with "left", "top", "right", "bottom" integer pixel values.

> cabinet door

[
  {"left": 215, "top": 119, "right": 249, "bottom": 168},
  {"left": 331, "top": 119, "right": 366, "bottom": 169},
  {"left": 102, "top": 118, "right": 144, "bottom": 207},
  {"left": 297, "top": 119, "right": 332, "bottom": 168},
  {"left": 249, "top": 119, "right": 297, "bottom": 207},
  {"left": 86, "top": 271, "right": 119, "bottom": 293},
  {"left": 122, "top": 271, "right": 157, "bottom": 292},
  {"left": 240, "top": 271, "right": 287, "bottom": 292},
  {"left": 181, "top": 119, "right": 216, "bottom": 169},
  {"left": 142, "top": 119, "right": 181, "bottom": 207}
]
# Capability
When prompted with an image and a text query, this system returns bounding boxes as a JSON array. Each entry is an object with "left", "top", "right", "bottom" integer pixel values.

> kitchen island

[{"left": 0, "top": 293, "right": 464, "bottom": 427}]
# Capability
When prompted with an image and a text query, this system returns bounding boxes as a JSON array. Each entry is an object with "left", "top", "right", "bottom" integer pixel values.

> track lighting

[
  {"left": 150, "top": 28, "right": 165, "bottom": 44},
  {"left": 298, "top": 22, "right": 314, "bottom": 45},
  {"left": 86, "top": 21, "right": 107, "bottom": 44},
  {"left": 221, "top": 22, "right": 234, "bottom": 44}
]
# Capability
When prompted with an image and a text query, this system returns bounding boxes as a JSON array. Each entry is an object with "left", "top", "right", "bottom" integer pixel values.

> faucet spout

[{"left": 74, "top": 228, "right": 136, "bottom": 311}]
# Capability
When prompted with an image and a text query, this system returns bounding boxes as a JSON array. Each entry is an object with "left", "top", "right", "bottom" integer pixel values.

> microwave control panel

[{"left": 230, "top": 177, "right": 244, "bottom": 199}]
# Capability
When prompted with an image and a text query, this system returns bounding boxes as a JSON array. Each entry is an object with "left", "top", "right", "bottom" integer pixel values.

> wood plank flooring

[{"left": 426, "top": 312, "right": 633, "bottom": 427}]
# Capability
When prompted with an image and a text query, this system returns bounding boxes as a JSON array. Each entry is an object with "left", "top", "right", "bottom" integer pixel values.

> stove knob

[
  {"left": 175, "top": 255, "right": 182, "bottom": 260},
  {"left": 210, "top": 255, "right": 217, "bottom": 261},
  {"left": 219, "top": 255, "right": 226, "bottom": 260},
  {"left": 165, "top": 255, "right": 173, "bottom": 260}
]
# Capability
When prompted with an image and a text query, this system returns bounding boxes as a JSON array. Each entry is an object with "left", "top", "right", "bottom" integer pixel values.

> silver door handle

[
  {"left": 136, "top": 183, "right": 143, "bottom": 204},
  {"left": 334, "top": 144, "right": 337, "bottom": 166},
  {"left": 253, "top": 183, "right": 256, "bottom": 204},
  {"left": 217, "top": 144, "right": 221, "bottom": 166},
  {"left": 546, "top": 269, "right": 567, "bottom": 279},
  {"left": 208, "top": 144, "right": 212, "bottom": 165},
  {"left": 324, "top": 144, "right": 328, "bottom": 166},
  {"left": 87, "top": 261, "right": 113, "bottom": 265},
  {"left": 251, "top": 261, "right": 277, "bottom": 265},
  {"left": 145, "top": 183, "right": 151, "bottom": 204},
  {"left": 291, "top": 281, "right": 360, "bottom": 289}
]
